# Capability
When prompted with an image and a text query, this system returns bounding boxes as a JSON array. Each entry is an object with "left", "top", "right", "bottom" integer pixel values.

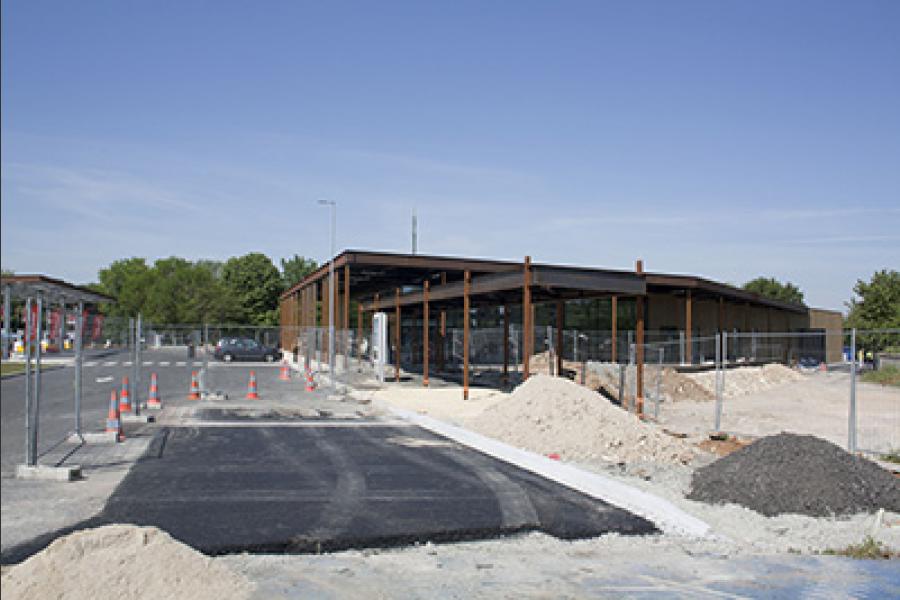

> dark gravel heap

[{"left": 688, "top": 433, "right": 900, "bottom": 517}]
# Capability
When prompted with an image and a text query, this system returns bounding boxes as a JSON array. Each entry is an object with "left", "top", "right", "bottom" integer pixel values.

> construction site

[{"left": 2, "top": 254, "right": 898, "bottom": 599}]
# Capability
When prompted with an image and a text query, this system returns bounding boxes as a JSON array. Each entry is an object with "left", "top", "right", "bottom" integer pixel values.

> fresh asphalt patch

[{"left": 2, "top": 421, "right": 656, "bottom": 564}]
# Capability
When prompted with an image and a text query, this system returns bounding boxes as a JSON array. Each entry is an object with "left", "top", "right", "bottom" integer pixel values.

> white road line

[
  {"left": 143, "top": 361, "right": 154, "bottom": 366},
  {"left": 95, "top": 376, "right": 114, "bottom": 383},
  {"left": 159, "top": 361, "right": 171, "bottom": 366},
  {"left": 176, "top": 361, "right": 186, "bottom": 366},
  {"left": 85, "top": 361, "right": 98, "bottom": 367},
  {"left": 103, "top": 361, "right": 117, "bottom": 367}
]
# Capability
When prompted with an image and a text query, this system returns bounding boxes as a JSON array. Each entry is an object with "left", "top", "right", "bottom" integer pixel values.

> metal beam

[
  {"left": 611, "top": 296, "right": 618, "bottom": 362},
  {"left": 423, "top": 279, "right": 430, "bottom": 387},
  {"left": 502, "top": 304, "right": 509, "bottom": 385},
  {"left": 685, "top": 290, "right": 693, "bottom": 365},
  {"left": 395, "top": 287, "right": 401, "bottom": 382},
  {"left": 635, "top": 260, "right": 645, "bottom": 417},
  {"left": 556, "top": 300, "right": 565, "bottom": 376},
  {"left": 523, "top": 257, "right": 533, "bottom": 379},
  {"left": 463, "top": 270, "right": 471, "bottom": 400}
]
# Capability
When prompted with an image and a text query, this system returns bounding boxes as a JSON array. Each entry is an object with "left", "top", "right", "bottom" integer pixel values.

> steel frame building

[{"left": 280, "top": 250, "right": 828, "bottom": 408}]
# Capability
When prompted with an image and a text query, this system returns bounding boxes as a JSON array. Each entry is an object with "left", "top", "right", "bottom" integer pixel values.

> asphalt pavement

[{"left": 1, "top": 347, "right": 288, "bottom": 475}]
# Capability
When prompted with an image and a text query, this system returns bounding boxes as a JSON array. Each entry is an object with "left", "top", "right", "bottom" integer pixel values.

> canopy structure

[
  {"left": 2, "top": 274, "right": 115, "bottom": 476},
  {"left": 1, "top": 274, "right": 113, "bottom": 304}
]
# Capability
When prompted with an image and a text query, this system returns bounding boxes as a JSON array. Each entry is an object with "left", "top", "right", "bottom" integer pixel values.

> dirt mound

[
  {"left": 1, "top": 525, "right": 253, "bottom": 600},
  {"left": 466, "top": 374, "right": 697, "bottom": 464},
  {"left": 686, "top": 364, "right": 804, "bottom": 399},
  {"left": 688, "top": 433, "right": 900, "bottom": 517}
]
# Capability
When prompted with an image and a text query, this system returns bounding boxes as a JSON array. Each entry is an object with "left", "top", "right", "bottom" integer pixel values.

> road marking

[
  {"left": 159, "top": 361, "right": 170, "bottom": 366},
  {"left": 143, "top": 361, "right": 153, "bottom": 366},
  {"left": 176, "top": 361, "right": 186, "bottom": 366},
  {"left": 103, "top": 361, "right": 117, "bottom": 367},
  {"left": 95, "top": 376, "right": 114, "bottom": 383},
  {"left": 85, "top": 361, "right": 98, "bottom": 367}
]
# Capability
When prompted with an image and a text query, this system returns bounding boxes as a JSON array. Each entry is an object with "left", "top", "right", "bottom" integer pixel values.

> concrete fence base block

[
  {"left": 16, "top": 464, "right": 82, "bottom": 482},
  {"left": 68, "top": 432, "right": 118, "bottom": 444},
  {"left": 122, "top": 414, "right": 154, "bottom": 424}
]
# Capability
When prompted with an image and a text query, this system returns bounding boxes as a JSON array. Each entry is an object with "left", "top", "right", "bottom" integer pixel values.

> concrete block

[
  {"left": 16, "top": 464, "right": 82, "bottom": 482},
  {"left": 68, "top": 432, "right": 118, "bottom": 444},
  {"left": 122, "top": 414, "right": 154, "bottom": 424}
]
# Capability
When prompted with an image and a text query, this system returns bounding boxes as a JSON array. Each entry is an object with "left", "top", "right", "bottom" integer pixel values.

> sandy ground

[
  {"left": 366, "top": 385, "right": 507, "bottom": 424},
  {"left": 658, "top": 371, "right": 900, "bottom": 453}
]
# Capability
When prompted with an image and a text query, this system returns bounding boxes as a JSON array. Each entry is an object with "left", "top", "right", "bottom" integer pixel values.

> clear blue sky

[{"left": 2, "top": 1, "right": 898, "bottom": 311}]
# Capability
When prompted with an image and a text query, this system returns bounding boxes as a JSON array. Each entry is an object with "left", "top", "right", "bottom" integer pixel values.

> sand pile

[
  {"left": 688, "top": 433, "right": 900, "bottom": 517},
  {"left": 467, "top": 374, "right": 697, "bottom": 464},
  {"left": 686, "top": 364, "right": 804, "bottom": 398},
  {"left": 581, "top": 362, "right": 713, "bottom": 403},
  {"left": 1, "top": 525, "right": 253, "bottom": 600}
]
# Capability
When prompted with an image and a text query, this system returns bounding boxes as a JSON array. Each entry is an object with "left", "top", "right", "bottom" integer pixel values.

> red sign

[
  {"left": 49, "top": 311, "right": 61, "bottom": 340},
  {"left": 22, "top": 304, "right": 39, "bottom": 341},
  {"left": 92, "top": 314, "right": 104, "bottom": 340}
]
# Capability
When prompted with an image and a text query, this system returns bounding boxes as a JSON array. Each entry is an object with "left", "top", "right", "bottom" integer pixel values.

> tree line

[{"left": 90, "top": 253, "right": 317, "bottom": 326}]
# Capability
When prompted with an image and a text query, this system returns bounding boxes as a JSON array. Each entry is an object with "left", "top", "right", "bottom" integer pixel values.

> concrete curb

[{"left": 384, "top": 405, "right": 711, "bottom": 539}]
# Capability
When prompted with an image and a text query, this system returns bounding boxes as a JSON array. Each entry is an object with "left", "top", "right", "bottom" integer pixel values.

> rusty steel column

[
  {"left": 438, "top": 272, "right": 447, "bottom": 373},
  {"left": 556, "top": 299, "right": 565, "bottom": 376},
  {"left": 423, "top": 279, "right": 430, "bottom": 387},
  {"left": 343, "top": 264, "right": 350, "bottom": 332},
  {"left": 522, "top": 256, "right": 533, "bottom": 379},
  {"left": 685, "top": 290, "right": 693, "bottom": 364},
  {"left": 502, "top": 304, "right": 510, "bottom": 384},
  {"left": 463, "top": 270, "right": 471, "bottom": 400},
  {"left": 322, "top": 280, "right": 330, "bottom": 367},
  {"left": 611, "top": 295, "right": 618, "bottom": 362},
  {"left": 395, "top": 287, "right": 401, "bottom": 382},
  {"left": 357, "top": 302, "right": 363, "bottom": 357},
  {"left": 635, "top": 260, "right": 645, "bottom": 416}
]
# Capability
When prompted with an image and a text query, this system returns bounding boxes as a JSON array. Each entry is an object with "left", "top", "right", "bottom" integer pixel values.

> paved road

[
  {"left": 2, "top": 419, "right": 655, "bottom": 562},
  {"left": 1, "top": 348, "right": 294, "bottom": 475}
]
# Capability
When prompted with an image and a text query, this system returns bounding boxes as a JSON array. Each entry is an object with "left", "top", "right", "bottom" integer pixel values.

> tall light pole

[{"left": 318, "top": 199, "right": 336, "bottom": 390}]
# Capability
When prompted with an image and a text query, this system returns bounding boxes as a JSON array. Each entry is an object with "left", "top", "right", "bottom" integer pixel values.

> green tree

[
  {"left": 222, "top": 253, "right": 283, "bottom": 325},
  {"left": 846, "top": 269, "right": 900, "bottom": 351},
  {"left": 280, "top": 255, "right": 318, "bottom": 290},
  {"left": 743, "top": 277, "right": 805, "bottom": 305},
  {"left": 96, "top": 258, "right": 153, "bottom": 318}
]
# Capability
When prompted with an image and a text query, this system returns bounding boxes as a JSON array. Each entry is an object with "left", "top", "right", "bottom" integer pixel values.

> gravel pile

[
  {"left": 688, "top": 433, "right": 900, "bottom": 517},
  {"left": 466, "top": 374, "right": 698, "bottom": 464}
]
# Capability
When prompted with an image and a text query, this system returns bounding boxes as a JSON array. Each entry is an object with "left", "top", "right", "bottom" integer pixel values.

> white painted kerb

[{"left": 386, "top": 406, "right": 711, "bottom": 538}]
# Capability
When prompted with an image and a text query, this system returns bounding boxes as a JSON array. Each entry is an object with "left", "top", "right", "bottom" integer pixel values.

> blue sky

[{"left": 2, "top": 1, "right": 898, "bottom": 311}]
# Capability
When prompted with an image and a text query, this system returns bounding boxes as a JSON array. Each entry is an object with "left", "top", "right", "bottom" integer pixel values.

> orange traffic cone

[
  {"left": 305, "top": 369, "right": 315, "bottom": 392},
  {"left": 147, "top": 372, "right": 162, "bottom": 409},
  {"left": 188, "top": 371, "right": 201, "bottom": 400},
  {"left": 279, "top": 362, "right": 291, "bottom": 381},
  {"left": 106, "top": 390, "right": 121, "bottom": 435},
  {"left": 246, "top": 371, "right": 259, "bottom": 399},
  {"left": 119, "top": 377, "right": 132, "bottom": 413}
]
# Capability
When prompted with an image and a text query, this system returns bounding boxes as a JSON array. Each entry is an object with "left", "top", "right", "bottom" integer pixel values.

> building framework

[{"left": 279, "top": 250, "right": 834, "bottom": 408}]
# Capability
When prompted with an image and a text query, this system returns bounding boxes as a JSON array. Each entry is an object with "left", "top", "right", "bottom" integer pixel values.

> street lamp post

[{"left": 318, "top": 199, "right": 336, "bottom": 391}]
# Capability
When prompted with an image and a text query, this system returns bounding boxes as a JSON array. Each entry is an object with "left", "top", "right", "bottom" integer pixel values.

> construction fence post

[
  {"left": 848, "top": 328, "right": 857, "bottom": 452},
  {"left": 74, "top": 301, "right": 84, "bottom": 436},
  {"left": 714, "top": 332, "right": 723, "bottom": 432},
  {"left": 655, "top": 346, "right": 663, "bottom": 421},
  {"left": 628, "top": 342, "right": 636, "bottom": 413}
]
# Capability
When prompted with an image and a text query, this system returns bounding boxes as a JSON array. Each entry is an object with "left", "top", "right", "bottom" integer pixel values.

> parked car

[{"left": 213, "top": 338, "right": 281, "bottom": 362}]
